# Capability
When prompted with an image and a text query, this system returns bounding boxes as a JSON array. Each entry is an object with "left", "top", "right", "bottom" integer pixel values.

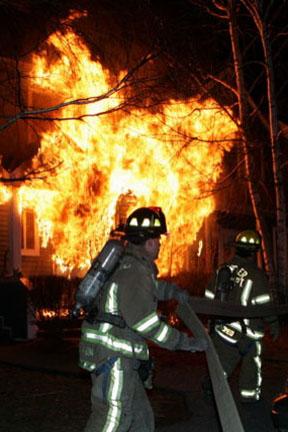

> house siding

[
  {"left": 0, "top": 201, "right": 54, "bottom": 277},
  {"left": 22, "top": 242, "right": 54, "bottom": 277},
  {"left": 0, "top": 203, "right": 9, "bottom": 275}
]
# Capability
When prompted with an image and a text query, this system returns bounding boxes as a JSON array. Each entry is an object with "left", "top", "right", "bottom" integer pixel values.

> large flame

[
  {"left": 0, "top": 185, "right": 12, "bottom": 203},
  {"left": 0, "top": 22, "right": 237, "bottom": 276}
]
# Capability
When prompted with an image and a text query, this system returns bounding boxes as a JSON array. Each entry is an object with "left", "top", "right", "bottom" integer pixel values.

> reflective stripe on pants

[
  {"left": 212, "top": 334, "right": 262, "bottom": 402},
  {"left": 84, "top": 357, "right": 154, "bottom": 432}
]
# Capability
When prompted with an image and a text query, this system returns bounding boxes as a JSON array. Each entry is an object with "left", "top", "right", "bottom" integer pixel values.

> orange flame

[
  {"left": 1, "top": 23, "right": 237, "bottom": 276},
  {"left": 0, "top": 185, "right": 12, "bottom": 204}
]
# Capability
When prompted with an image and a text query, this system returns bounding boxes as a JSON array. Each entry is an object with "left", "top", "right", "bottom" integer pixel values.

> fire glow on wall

[{"left": 0, "top": 14, "right": 237, "bottom": 277}]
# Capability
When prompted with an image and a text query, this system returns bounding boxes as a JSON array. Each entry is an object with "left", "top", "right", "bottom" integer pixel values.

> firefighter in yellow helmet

[
  {"left": 204, "top": 229, "right": 279, "bottom": 403},
  {"left": 80, "top": 206, "right": 207, "bottom": 432}
]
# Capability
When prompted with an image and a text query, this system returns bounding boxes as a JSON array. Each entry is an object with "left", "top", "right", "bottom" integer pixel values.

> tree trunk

[
  {"left": 227, "top": 0, "right": 275, "bottom": 280},
  {"left": 240, "top": 0, "right": 287, "bottom": 299}
]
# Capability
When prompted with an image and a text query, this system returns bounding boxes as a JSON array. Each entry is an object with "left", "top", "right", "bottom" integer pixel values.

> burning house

[
  {"left": 0, "top": 13, "right": 238, "bottom": 286},
  {"left": 1, "top": 0, "right": 285, "bottom": 338}
]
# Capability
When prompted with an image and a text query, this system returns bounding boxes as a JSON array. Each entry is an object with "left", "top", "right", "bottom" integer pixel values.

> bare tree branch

[
  {"left": 0, "top": 51, "right": 158, "bottom": 131},
  {"left": 0, "top": 161, "right": 63, "bottom": 183}
]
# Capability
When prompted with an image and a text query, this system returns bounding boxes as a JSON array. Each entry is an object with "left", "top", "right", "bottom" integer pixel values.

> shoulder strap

[{"left": 215, "top": 264, "right": 235, "bottom": 302}]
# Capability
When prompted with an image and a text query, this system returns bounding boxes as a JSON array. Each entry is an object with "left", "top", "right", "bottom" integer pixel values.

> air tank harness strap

[
  {"left": 94, "top": 356, "right": 119, "bottom": 399},
  {"left": 239, "top": 319, "right": 247, "bottom": 335},
  {"left": 90, "top": 311, "right": 127, "bottom": 328}
]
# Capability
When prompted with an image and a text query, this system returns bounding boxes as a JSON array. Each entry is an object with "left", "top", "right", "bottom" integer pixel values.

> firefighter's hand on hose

[{"left": 182, "top": 336, "right": 208, "bottom": 352}]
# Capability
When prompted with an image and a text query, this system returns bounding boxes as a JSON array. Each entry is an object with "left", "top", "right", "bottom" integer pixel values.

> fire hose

[
  {"left": 180, "top": 296, "right": 288, "bottom": 318},
  {"left": 176, "top": 299, "right": 288, "bottom": 432}
]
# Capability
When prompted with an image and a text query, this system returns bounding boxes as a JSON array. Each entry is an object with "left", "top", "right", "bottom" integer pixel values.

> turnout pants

[
  {"left": 84, "top": 356, "right": 154, "bottom": 432},
  {"left": 212, "top": 333, "right": 262, "bottom": 402}
]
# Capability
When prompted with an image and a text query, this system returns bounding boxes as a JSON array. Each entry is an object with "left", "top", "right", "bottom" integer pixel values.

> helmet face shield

[
  {"left": 234, "top": 230, "right": 261, "bottom": 252},
  {"left": 124, "top": 206, "right": 167, "bottom": 243}
]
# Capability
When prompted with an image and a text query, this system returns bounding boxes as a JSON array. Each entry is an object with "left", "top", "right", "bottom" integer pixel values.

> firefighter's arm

[
  {"left": 132, "top": 310, "right": 207, "bottom": 352},
  {"left": 120, "top": 271, "right": 206, "bottom": 351},
  {"left": 251, "top": 270, "right": 279, "bottom": 341},
  {"left": 155, "top": 279, "right": 190, "bottom": 303}
]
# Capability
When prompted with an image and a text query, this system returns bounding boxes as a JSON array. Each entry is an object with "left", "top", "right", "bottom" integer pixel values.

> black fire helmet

[{"left": 123, "top": 206, "right": 167, "bottom": 244}]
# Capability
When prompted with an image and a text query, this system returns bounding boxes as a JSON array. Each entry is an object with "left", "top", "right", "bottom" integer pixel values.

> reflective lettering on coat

[{"left": 235, "top": 268, "right": 248, "bottom": 287}]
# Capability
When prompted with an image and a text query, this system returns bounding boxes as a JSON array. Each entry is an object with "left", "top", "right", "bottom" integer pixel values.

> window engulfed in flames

[{"left": 0, "top": 25, "right": 237, "bottom": 277}]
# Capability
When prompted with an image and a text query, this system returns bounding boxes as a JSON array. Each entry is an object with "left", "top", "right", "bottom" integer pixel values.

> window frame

[{"left": 21, "top": 208, "right": 40, "bottom": 256}]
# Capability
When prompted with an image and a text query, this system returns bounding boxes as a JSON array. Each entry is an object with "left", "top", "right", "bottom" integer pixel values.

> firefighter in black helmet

[
  {"left": 124, "top": 206, "right": 168, "bottom": 242},
  {"left": 204, "top": 229, "right": 279, "bottom": 404},
  {"left": 81, "top": 206, "right": 208, "bottom": 432}
]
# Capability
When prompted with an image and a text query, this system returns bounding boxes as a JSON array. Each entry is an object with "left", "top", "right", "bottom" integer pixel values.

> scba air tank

[{"left": 71, "top": 239, "right": 124, "bottom": 318}]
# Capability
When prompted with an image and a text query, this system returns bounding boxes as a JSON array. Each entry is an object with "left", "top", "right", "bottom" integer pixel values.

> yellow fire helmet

[{"left": 234, "top": 229, "right": 261, "bottom": 251}]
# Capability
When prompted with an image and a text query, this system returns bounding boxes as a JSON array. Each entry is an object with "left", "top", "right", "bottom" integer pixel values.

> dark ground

[{"left": 0, "top": 326, "right": 287, "bottom": 432}]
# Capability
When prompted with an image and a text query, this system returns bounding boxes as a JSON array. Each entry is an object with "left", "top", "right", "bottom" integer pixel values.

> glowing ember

[
  {"left": 37, "top": 308, "right": 70, "bottom": 320},
  {"left": 0, "top": 19, "right": 237, "bottom": 276}
]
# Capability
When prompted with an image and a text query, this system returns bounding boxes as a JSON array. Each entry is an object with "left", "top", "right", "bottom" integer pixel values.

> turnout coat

[{"left": 80, "top": 242, "right": 190, "bottom": 371}]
